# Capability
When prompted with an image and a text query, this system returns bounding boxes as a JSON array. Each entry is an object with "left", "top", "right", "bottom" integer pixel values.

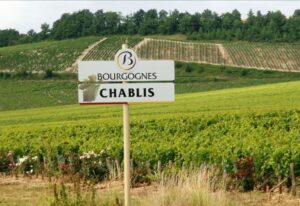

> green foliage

[
  {"left": 1, "top": 81, "right": 300, "bottom": 183},
  {"left": 0, "top": 150, "right": 9, "bottom": 173},
  {"left": 44, "top": 69, "right": 54, "bottom": 79},
  {"left": 185, "top": 65, "right": 193, "bottom": 73},
  {"left": 2, "top": 9, "right": 300, "bottom": 48},
  {"left": 0, "top": 29, "right": 19, "bottom": 47}
]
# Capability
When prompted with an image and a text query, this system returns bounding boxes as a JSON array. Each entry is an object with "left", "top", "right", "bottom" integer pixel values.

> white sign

[
  {"left": 78, "top": 83, "right": 174, "bottom": 104},
  {"left": 78, "top": 60, "right": 174, "bottom": 82}
]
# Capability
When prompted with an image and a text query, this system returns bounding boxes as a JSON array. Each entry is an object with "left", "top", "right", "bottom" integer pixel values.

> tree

[
  {"left": 157, "top": 10, "right": 168, "bottom": 34},
  {"left": 162, "top": 10, "right": 180, "bottom": 34},
  {"left": 93, "top": 10, "right": 106, "bottom": 35},
  {"left": 104, "top": 12, "right": 121, "bottom": 34},
  {"left": 122, "top": 15, "right": 136, "bottom": 34},
  {"left": 178, "top": 12, "right": 192, "bottom": 34},
  {"left": 51, "top": 10, "right": 94, "bottom": 39},
  {"left": 200, "top": 10, "right": 220, "bottom": 32},
  {"left": 139, "top": 9, "right": 159, "bottom": 35},
  {"left": 286, "top": 13, "right": 300, "bottom": 41},
  {"left": 190, "top": 13, "right": 201, "bottom": 33},
  {"left": 39, "top": 23, "right": 50, "bottom": 40},
  {"left": 0, "top": 29, "right": 19, "bottom": 47},
  {"left": 264, "top": 11, "right": 287, "bottom": 41},
  {"left": 132, "top": 9, "right": 145, "bottom": 33},
  {"left": 293, "top": 9, "right": 300, "bottom": 17}
]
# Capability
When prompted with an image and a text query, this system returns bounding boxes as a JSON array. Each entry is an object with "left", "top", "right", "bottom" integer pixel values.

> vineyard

[
  {"left": 132, "top": 38, "right": 300, "bottom": 72},
  {"left": 0, "top": 35, "right": 300, "bottom": 73},
  {"left": 1, "top": 35, "right": 300, "bottom": 196},
  {"left": 83, "top": 36, "right": 142, "bottom": 60},
  {"left": 223, "top": 42, "right": 300, "bottom": 72},
  {"left": 0, "top": 36, "right": 100, "bottom": 72},
  {"left": 1, "top": 81, "right": 300, "bottom": 189},
  {"left": 135, "top": 38, "right": 227, "bottom": 64}
]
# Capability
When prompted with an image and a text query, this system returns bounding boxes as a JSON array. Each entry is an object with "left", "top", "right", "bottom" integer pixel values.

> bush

[
  {"left": 175, "top": 62, "right": 183, "bottom": 68},
  {"left": 240, "top": 69, "right": 249, "bottom": 76},
  {"left": 14, "top": 70, "right": 32, "bottom": 79},
  {"left": 185, "top": 65, "right": 193, "bottom": 73},
  {"left": 197, "top": 65, "right": 205, "bottom": 73},
  {"left": 0, "top": 72, "right": 11, "bottom": 79},
  {"left": 44, "top": 69, "right": 53, "bottom": 79},
  {"left": 0, "top": 151, "right": 10, "bottom": 173}
]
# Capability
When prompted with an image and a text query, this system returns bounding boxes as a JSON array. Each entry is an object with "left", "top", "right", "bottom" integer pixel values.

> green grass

[
  {"left": 0, "top": 80, "right": 77, "bottom": 111},
  {"left": 1, "top": 80, "right": 300, "bottom": 126},
  {"left": 2, "top": 63, "right": 300, "bottom": 111},
  {"left": 175, "top": 62, "right": 300, "bottom": 93},
  {"left": 0, "top": 36, "right": 101, "bottom": 71}
]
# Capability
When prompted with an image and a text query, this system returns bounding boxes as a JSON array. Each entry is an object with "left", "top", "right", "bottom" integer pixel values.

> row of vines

[
  {"left": 80, "top": 37, "right": 300, "bottom": 72},
  {"left": 135, "top": 39, "right": 227, "bottom": 65},
  {"left": 0, "top": 36, "right": 100, "bottom": 72},
  {"left": 83, "top": 36, "right": 142, "bottom": 61},
  {"left": 1, "top": 110, "right": 300, "bottom": 189},
  {"left": 223, "top": 42, "right": 300, "bottom": 72}
]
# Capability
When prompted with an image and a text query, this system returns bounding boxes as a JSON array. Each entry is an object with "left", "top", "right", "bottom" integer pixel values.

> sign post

[
  {"left": 122, "top": 43, "right": 131, "bottom": 206},
  {"left": 78, "top": 42, "right": 175, "bottom": 206}
]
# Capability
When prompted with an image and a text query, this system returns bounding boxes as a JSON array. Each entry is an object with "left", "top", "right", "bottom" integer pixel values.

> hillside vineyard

[{"left": 1, "top": 36, "right": 300, "bottom": 72}]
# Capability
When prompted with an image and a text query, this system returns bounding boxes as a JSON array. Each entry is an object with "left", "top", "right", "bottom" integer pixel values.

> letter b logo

[{"left": 115, "top": 49, "right": 138, "bottom": 71}]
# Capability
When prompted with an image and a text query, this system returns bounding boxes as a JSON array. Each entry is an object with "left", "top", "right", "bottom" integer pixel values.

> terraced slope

[{"left": 1, "top": 80, "right": 300, "bottom": 126}]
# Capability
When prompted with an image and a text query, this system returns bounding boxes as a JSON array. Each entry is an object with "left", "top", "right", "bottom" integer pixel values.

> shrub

[
  {"left": 44, "top": 69, "right": 53, "bottom": 79},
  {"left": 185, "top": 65, "right": 193, "bottom": 73},
  {"left": 240, "top": 69, "right": 249, "bottom": 76}
]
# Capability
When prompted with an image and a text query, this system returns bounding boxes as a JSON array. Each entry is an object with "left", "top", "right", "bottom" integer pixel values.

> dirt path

[
  {"left": 133, "top": 38, "right": 148, "bottom": 51},
  {"left": 65, "top": 37, "right": 107, "bottom": 72},
  {"left": 217, "top": 43, "right": 234, "bottom": 65}
]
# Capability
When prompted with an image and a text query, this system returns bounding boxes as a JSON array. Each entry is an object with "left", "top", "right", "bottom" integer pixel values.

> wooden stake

[
  {"left": 122, "top": 43, "right": 131, "bottom": 206},
  {"left": 290, "top": 163, "right": 296, "bottom": 196}
]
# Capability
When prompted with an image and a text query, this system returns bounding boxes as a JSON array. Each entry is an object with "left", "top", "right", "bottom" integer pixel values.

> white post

[{"left": 122, "top": 43, "right": 131, "bottom": 206}]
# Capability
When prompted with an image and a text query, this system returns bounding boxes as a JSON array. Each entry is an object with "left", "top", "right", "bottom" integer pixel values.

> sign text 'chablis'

[
  {"left": 99, "top": 87, "right": 154, "bottom": 98},
  {"left": 78, "top": 83, "right": 174, "bottom": 104}
]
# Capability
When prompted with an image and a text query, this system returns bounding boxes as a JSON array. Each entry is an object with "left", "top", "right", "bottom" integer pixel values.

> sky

[{"left": 0, "top": 1, "right": 299, "bottom": 33}]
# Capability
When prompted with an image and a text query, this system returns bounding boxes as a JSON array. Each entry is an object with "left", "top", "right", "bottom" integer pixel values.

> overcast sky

[{"left": 0, "top": 1, "right": 299, "bottom": 33}]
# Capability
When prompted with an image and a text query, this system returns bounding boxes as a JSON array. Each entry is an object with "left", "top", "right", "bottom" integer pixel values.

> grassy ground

[
  {"left": 1, "top": 171, "right": 300, "bottom": 206},
  {"left": 1, "top": 63, "right": 300, "bottom": 111},
  {"left": 0, "top": 79, "right": 77, "bottom": 111},
  {"left": 0, "top": 174, "right": 243, "bottom": 206},
  {"left": 1, "top": 79, "right": 300, "bottom": 126}
]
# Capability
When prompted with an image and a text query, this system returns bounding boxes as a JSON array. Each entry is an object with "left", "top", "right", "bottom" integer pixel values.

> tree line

[{"left": 1, "top": 9, "right": 300, "bottom": 47}]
